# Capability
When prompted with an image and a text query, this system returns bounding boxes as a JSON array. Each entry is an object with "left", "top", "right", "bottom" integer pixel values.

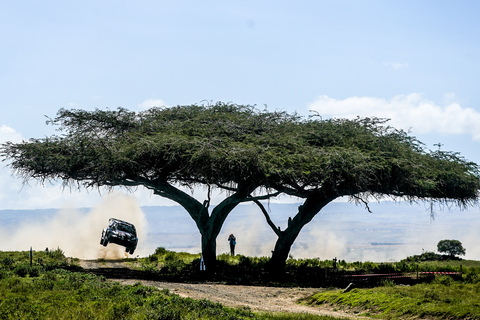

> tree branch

[
  {"left": 146, "top": 179, "right": 206, "bottom": 223},
  {"left": 253, "top": 199, "right": 281, "bottom": 237},
  {"left": 351, "top": 194, "right": 372, "bottom": 213},
  {"left": 243, "top": 191, "right": 281, "bottom": 202}
]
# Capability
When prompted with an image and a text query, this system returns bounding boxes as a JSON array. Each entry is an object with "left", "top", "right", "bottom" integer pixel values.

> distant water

[{"left": 1, "top": 201, "right": 479, "bottom": 261}]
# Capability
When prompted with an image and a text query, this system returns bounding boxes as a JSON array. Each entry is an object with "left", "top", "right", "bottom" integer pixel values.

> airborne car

[{"left": 100, "top": 218, "right": 138, "bottom": 254}]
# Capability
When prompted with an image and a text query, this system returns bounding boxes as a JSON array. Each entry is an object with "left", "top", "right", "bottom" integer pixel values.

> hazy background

[{"left": 1, "top": 193, "right": 478, "bottom": 262}]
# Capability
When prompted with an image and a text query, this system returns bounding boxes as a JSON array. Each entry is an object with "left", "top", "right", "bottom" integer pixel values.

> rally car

[{"left": 100, "top": 218, "right": 138, "bottom": 254}]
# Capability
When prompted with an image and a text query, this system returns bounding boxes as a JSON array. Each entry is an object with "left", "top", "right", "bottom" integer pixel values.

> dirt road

[{"left": 79, "top": 260, "right": 371, "bottom": 319}]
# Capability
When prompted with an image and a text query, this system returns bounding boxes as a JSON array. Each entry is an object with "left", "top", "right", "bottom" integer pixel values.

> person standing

[{"left": 228, "top": 233, "right": 236, "bottom": 256}]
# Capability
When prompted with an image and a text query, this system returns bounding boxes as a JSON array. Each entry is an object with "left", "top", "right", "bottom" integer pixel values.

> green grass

[
  {"left": 4, "top": 248, "right": 480, "bottom": 319},
  {"left": 0, "top": 250, "right": 342, "bottom": 320},
  {"left": 303, "top": 277, "right": 480, "bottom": 319},
  {"left": 0, "top": 271, "right": 343, "bottom": 320}
]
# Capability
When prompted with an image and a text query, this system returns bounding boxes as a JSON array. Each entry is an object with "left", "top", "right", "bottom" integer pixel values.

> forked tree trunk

[
  {"left": 197, "top": 186, "right": 255, "bottom": 273},
  {"left": 268, "top": 191, "right": 337, "bottom": 275},
  {"left": 154, "top": 181, "right": 257, "bottom": 274}
]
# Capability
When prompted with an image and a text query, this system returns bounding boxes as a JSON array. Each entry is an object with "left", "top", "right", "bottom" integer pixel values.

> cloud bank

[
  {"left": 137, "top": 99, "right": 167, "bottom": 110},
  {"left": 0, "top": 125, "right": 22, "bottom": 144},
  {"left": 308, "top": 93, "right": 480, "bottom": 140}
]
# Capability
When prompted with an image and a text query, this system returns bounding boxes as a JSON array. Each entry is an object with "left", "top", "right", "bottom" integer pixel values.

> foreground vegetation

[
  {"left": 2, "top": 248, "right": 480, "bottom": 319},
  {"left": 303, "top": 277, "right": 480, "bottom": 319},
  {"left": 136, "top": 248, "right": 480, "bottom": 319},
  {"left": 137, "top": 248, "right": 479, "bottom": 286},
  {"left": 0, "top": 249, "right": 341, "bottom": 319}
]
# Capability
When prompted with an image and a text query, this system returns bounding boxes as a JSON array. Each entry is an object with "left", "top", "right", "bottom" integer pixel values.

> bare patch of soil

[{"left": 78, "top": 260, "right": 373, "bottom": 319}]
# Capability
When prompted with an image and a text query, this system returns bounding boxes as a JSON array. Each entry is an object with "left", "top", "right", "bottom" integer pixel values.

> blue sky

[{"left": 1, "top": 1, "right": 480, "bottom": 210}]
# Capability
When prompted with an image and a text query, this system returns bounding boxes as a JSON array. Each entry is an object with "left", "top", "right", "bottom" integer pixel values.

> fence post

[{"left": 416, "top": 264, "right": 419, "bottom": 280}]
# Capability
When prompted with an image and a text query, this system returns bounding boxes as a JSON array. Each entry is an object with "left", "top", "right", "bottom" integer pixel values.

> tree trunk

[
  {"left": 269, "top": 191, "right": 337, "bottom": 275},
  {"left": 197, "top": 184, "right": 255, "bottom": 273},
  {"left": 201, "top": 232, "right": 217, "bottom": 275},
  {"left": 269, "top": 230, "right": 299, "bottom": 274},
  {"left": 153, "top": 180, "right": 256, "bottom": 273}
]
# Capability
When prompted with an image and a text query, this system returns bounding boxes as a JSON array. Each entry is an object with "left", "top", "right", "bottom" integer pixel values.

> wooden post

[
  {"left": 416, "top": 264, "right": 419, "bottom": 280},
  {"left": 29, "top": 247, "right": 33, "bottom": 267},
  {"left": 200, "top": 254, "right": 206, "bottom": 271}
]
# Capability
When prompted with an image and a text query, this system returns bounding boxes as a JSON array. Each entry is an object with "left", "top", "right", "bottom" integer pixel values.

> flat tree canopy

[{"left": 2, "top": 103, "right": 479, "bottom": 269}]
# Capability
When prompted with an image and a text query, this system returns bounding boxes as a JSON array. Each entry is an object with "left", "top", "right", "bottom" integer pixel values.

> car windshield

[
  {"left": 116, "top": 223, "right": 135, "bottom": 234},
  {"left": 117, "top": 224, "right": 135, "bottom": 234}
]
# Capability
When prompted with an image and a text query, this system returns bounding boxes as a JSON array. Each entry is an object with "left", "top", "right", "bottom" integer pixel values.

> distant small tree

[{"left": 437, "top": 239, "right": 466, "bottom": 258}]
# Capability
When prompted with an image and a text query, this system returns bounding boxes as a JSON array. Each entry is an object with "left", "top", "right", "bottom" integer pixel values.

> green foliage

[
  {"left": 402, "top": 251, "right": 443, "bottom": 262},
  {"left": 437, "top": 239, "right": 466, "bottom": 258},
  {"left": 304, "top": 280, "right": 480, "bottom": 319},
  {"left": 13, "top": 264, "right": 41, "bottom": 277},
  {"left": 0, "top": 259, "right": 343, "bottom": 320},
  {"left": 4, "top": 249, "right": 480, "bottom": 319},
  {"left": 0, "top": 249, "right": 81, "bottom": 280},
  {"left": 3, "top": 103, "right": 479, "bottom": 204},
  {"left": 137, "top": 248, "right": 480, "bottom": 288}
]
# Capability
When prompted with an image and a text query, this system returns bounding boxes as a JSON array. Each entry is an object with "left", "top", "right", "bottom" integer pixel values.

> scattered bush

[
  {"left": 1, "top": 257, "right": 14, "bottom": 268},
  {"left": 380, "top": 278, "right": 395, "bottom": 287},
  {"left": 13, "top": 264, "right": 42, "bottom": 277}
]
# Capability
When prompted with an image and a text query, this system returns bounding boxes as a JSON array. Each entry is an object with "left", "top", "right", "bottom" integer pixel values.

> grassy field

[
  {"left": 2, "top": 248, "right": 480, "bottom": 319},
  {"left": 136, "top": 248, "right": 480, "bottom": 319},
  {"left": 302, "top": 278, "right": 480, "bottom": 319},
  {"left": 0, "top": 249, "right": 342, "bottom": 319}
]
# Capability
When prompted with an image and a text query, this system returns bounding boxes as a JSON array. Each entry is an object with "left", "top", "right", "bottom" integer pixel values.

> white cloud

[
  {"left": 0, "top": 125, "right": 23, "bottom": 144},
  {"left": 383, "top": 61, "right": 409, "bottom": 70},
  {"left": 308, "top": 93, "right": 480, "bottom": 140},
  {"left": 137, "top": 99, "right": 167, "bottom": 110}
]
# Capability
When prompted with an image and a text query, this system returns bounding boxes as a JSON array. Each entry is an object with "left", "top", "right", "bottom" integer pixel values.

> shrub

[
  {"left": 0, "top": 270, "right": 10, "bottom": 280},
  {"left": 48, "top": 247, "right": 66, "bottom": 259},
  {"left": 154, "top": 247, "right": 168, "bottom": 255},
  {"left": 380, "top": 279, "right": 395, "bottom": 287},
  {"left": 1, "top": 257, "right": 15, "bottom": 269},
  {"left": 434, "top": 275, "right": 456, "bottom": 286},
  {"left": 164, "top": 251, "right": 176, "bottom": 262},
  {"left": 13, "top": 264, "right": 42, "bottom": 277},
  {"left": 148, "top": 254, "right": 158, "bottom": 262}
]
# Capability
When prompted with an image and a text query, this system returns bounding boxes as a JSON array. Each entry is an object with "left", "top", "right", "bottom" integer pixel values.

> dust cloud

[
  {"left": 218, "top": 207, "right": 277, "bottom": 257},
  {"left": 0, "top": 193, "right": 148, "bottom": 259},
  {"left": 216, "top": 201, "right": 480, "bottom": 262}
]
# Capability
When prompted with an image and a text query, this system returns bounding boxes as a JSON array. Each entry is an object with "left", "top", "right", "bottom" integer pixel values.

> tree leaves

[{"left": 1, "top": 102, "right": 479, "bottom": 204}]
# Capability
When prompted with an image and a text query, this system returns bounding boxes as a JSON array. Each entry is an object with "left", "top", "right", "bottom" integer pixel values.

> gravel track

[{"left": 79, "top": 259, "right": 373, "bottom": 319}]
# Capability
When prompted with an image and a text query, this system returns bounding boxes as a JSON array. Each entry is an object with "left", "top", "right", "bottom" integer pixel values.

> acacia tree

[
  {"left": 2, "top": 104, "right": 478, "bottom": 272},
  {"left": 437, "top": 239, "right": 466, "bottom": 258},
  {"left": 253, "top": 117, "right": 479, "bottom": 270}
]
